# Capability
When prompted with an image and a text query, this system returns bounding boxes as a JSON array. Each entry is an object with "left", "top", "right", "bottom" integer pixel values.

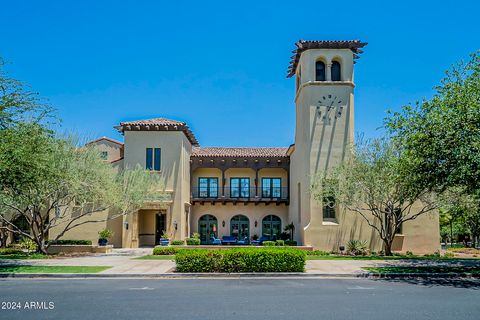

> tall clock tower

[{"left": 287, "top": 40, "right": 367, "bottom": 248}]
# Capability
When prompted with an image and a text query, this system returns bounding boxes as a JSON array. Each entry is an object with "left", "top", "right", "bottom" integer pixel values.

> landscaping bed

[{"left": 174, "top": 248, "right": 306, "bottom": 273}]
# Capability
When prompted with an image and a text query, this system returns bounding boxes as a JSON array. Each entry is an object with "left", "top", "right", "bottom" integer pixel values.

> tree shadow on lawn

[{"left": 372, "top": 277, "right": 480, "bottom": 290}]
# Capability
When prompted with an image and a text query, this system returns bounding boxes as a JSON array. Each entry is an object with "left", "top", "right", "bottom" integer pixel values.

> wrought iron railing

[{"left": 191, "top": 186, "right": 289, "bottom": 200}]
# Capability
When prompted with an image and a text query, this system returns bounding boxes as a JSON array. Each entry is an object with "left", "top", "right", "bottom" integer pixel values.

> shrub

[
  {"left": 444, "top": 251, "right": 455, "bottom": 258},
  {"left": 308, "top": 250, "right": 330, "bottom": 256},
  {"left": 284, "top": 240, "right": 297, "bottom": 246},
  {"left": 185, "top": 238, "right": 201, "bottom": 245},
  {"left": 175, "top": 248, "right": 306, "bottom": 273},
  {"left": 171, "top": 240, "right": 185, "bottom": 246},
  {"left": 153, "top": 246, "right": 178, "bottom": 255},
  {"left": 275, "top": 240, "right": 285, "bottom": 246},
  {"left": 46, "top": 240, "right": 92, "bottom": 245},
  {"left": 98, "top": 229, "right": 113, "bottom": 239},
  {"left": 191, "top": 233, "right": 200, "bottom": 239},
  {"left": 262, "top": 241, "right": 276, "bottom": 246},
  {"left": 252, "top": 234, "right": 259, "bottom": 241},
  {"left": 17, "top": 237, "right": 37, "bottom": 251},
  {"left": 346, "top": 240, "right": 368, "bottom": 256},
  {"left": 0, "top": 248, "right": 24, "bottom": 255}
]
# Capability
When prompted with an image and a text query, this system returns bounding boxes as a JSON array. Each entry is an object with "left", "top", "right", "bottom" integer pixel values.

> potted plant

[
  {"left": 98, "top": 229, "right": 113, "bottom": 246},
  {"left": 159, "top": 230, "right": 170, "bottom": 246}
]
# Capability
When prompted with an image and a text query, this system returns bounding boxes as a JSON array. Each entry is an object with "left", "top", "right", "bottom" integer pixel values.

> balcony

[{"left": 191, "top": 186, "right": 289, "bottom": 205}]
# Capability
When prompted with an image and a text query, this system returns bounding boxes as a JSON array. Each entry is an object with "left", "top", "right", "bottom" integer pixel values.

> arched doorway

[
  {"left": 230, "top": 215, "right": 249, "bottom": 241},
  {"left": 262, "top": 215, "right": 281, "bottom": 240},
  {"left": 198, "top": 214, "right": 218, "bottom": 244}
]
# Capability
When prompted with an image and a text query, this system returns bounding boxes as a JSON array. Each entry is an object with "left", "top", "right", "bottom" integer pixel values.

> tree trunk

[{"left": 384, "top": 239, "right": 394, "bottom": 256}]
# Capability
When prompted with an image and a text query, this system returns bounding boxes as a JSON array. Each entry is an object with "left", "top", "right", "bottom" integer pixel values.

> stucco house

[{"left": 50, "top": 40, "right": 440, "bottom": 253}]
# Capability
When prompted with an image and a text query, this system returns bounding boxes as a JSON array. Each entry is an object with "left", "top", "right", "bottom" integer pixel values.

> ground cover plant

[{"left": 175, "top": 248, "right": 306, "bottom": 273}]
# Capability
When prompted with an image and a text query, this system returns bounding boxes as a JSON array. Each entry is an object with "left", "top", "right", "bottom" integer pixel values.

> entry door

[{"left": 155, "top": 213, "right": 166, "bottom": 245}]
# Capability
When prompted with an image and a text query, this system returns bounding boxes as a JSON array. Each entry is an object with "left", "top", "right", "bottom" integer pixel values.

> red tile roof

[
  {"left": 192, "top": 147, "right": 289, "bottom": 158},
  {"left": 287, "top": 40, "right": 367, "bottom": 78},
  {"left": 86, "top": 136, "right": 124, "bottom": 146},
  {"left": 116, "top": 118, "right": 199, "bottom": 146}
]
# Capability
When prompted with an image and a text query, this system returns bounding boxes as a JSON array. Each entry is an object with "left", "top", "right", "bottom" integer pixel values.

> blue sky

[{"left": 0, "top": 0, "right": 478, "bottom": 147}]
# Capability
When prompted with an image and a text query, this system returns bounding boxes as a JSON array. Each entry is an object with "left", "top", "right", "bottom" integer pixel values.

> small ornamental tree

[
  {"left": 312, "top": 138, "right": 438, "bottom": 256},
  {"left": 0, "top": 123, "right": 166, "bottom": 254}
]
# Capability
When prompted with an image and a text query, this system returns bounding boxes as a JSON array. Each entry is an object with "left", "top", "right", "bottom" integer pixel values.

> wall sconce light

[
  {"left": 173, "top": 220, "right": 178, "bottom": 230},
  {"left": 222, "top": 220, "right": 225, "bottom": 228},
  {"left": 124, "top": 221, "right": 129, "bottom": 230},
  {"left": 254, "top": 220, "right": 258, "bottom": 228}
]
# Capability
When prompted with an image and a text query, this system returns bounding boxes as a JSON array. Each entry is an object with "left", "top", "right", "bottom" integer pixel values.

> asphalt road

[{"left": 0, "top": 278, "right": 479, "bottom": 320}]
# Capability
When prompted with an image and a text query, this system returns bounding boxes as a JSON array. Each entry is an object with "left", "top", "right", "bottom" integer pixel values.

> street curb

[{"left": 1, "top": 272, "right": 480, "bottom": 279}]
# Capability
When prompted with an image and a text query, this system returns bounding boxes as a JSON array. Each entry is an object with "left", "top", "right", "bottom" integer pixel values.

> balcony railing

[{"left": 191, "top": 186, "right": 289, "bottom": 202}]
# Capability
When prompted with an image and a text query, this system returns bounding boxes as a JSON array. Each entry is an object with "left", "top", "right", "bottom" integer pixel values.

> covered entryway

[
  {"left": 138, "top": 209, "right": 167, "bottom": 247},
  {"left": 230, "top": 215, "right": 249, "bottom": 241},
  {"left": 262, "top": 215, "right": 281, "bottom": 240},
  {"left": 198, "top": 214, "right": 218, "bottom": 244}
]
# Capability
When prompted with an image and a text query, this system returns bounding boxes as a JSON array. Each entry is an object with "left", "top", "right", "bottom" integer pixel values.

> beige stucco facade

[{"left": 52, "top": 40, "right": 440, "bottom": 254}]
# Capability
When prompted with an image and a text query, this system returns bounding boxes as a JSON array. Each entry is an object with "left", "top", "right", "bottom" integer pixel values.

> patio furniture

[
  {"left": 237, "top": 237, "right": 249, "bottom": 245},
  {"left": 221, "top": 235, "right": 238, "bottom": 245},
  {"left": 210, "top": 236, "right": 222, "bottom": 245},
  {"left": 251, "top": 236, "right": 270, "bottom": 246}
]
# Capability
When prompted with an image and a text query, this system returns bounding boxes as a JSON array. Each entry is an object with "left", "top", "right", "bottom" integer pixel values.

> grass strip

[
  {"left": 306, "top": 255, "right": 480, "bottom": 260},
  {"left": 363, "top": 266, "right": 480, "bottom": 274},
  {"left": 0, "top": 253, "right": 49, "bottom": 260},
  {"left": 0, "top": 265, "right": 111, "bottom": 274}
]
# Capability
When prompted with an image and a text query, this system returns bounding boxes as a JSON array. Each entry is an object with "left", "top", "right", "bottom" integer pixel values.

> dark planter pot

[
  {"left": 98, "top": 238, "right": 108, "bottom": 246},
  {"left": 159, "top": 239, "right": 169, "bottom": 246}
]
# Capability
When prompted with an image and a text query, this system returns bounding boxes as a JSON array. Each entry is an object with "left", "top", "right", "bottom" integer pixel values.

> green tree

[
  {"left": 385, "top": 51, "right": 480, "bottom": 194},
  {"left": 0, "top": 57, "right": 53, "bottom": 129},
  {"left": 312, "top": 138, "right": 438, "bottom": 256},
  {"left": 0, "top": 123, "right": 166, "bottom": 254}
]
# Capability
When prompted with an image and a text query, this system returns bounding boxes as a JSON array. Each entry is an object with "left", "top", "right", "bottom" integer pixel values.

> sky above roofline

[{"left": 0, "top": 1, "right": 478, "bottom": 147}]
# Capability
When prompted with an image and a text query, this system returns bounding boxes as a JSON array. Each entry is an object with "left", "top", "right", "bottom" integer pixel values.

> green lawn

[
  {"left": 0, "top": 265, "right": 111, "bottom": 274},
  {"left": 363, "top": 266, "right": 480, "bottom": 274},
  {"left": 306, "top": 255, "right": 480, "bottom": 260},
  {"left": 0, "top": 253, "right": 49, "bottom": 260},
  {"left": 134, "top": 255, "right": 175, "bottom": 260}
]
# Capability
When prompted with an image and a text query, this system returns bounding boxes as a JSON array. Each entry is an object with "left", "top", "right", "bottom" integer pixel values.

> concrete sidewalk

[{"left": 2, "top": 249, "right": 480, "bottom": 276}]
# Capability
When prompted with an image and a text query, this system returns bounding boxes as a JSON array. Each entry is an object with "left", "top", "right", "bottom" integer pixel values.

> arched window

[
  {"left": 230, "top": 215, "right": 249, "bottom": 240},
  {"left": 331, "top": 61, "right": 341, "bottom": 81},
  {"left": 315, "top": 61, "right": 326, "bottom": 81},
  {"left": 323, "top": 196, "right": 336, "bottom": 220},
  {"left": 198, "top": 214, "right": 218, "bottom": 244},
  {"left": 262, "top": 215, "right": 282, "bottom": 240}
]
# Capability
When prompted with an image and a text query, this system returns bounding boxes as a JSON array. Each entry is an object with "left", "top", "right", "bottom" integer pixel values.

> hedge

[
  {"left": 262, "top": 241, "right": 276, "bottom": 246},
  {"left": 284, "top": 240, "right": 297, "bottom": 246},
  {"left": 171, "top": 240, "right": 185, "bottom": 246},
  {"left": 46, "top": 240, "right": 92, "bottom": 245},
  {"left": 186, "top": 238, "right": 201, "bottom": 245},
  {"left": 275, "top": 240, "right": 285, "bottom": 246},
  {"left": 153, "top": 246, "right": 178, "bottom": 255},
  {"left": 175, "top": 248, "right": 306, "bottom": 273}
]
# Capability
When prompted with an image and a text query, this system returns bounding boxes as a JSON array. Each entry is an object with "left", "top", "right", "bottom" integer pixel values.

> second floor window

[
  {"left": 146, "top": 148, "right": 161, "bottom": 171},
  {"left": 198, "top": 178, "right": 218, "bottom": 198},
  {"left": 262, "top": 178, "right": 281, "bottom": 198},
  {"left": 315, "top": 61, "right": 326, "bottom": 81},
  {"left": 323, "top": 196, "right": 336, "bottom": 220},
  {"left": 230, "top": 178, "right": 250, "bottom": 198},
  {"left": 100, "top": 151, "right": 108, "bottom": 160}
]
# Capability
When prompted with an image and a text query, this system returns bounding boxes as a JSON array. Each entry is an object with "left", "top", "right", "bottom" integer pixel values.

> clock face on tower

[{"left": 317, "top": 94, "right": 344, "bottom": 124}]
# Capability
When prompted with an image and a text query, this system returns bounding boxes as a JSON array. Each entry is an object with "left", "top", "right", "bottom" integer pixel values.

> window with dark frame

[
  {"left": 331, "top": 61, "right": 341, "bottom": 81},
  {"left": 198, "top": 177, "right": 218, "bottom": 198},
  {"left": 323, "top": 196, "right": 336, "bottom": 220},
  {"left": 100, "top": 151, "right": 108, "bottom": 160},
  {"left": 230, "top": 178, "right": 250, "bottom": 198},
  {"left": 315, "top": 61, "right": 326, "bottom": 81},
  {"left": 262, "top": 178, "right": 281, "bottom": 198},
  {"left": 146, "top": 147, "right": 161, "bottom": 171}
]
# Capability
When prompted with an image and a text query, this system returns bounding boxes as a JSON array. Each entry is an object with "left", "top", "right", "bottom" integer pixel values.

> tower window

[
  {"left": 323, "top": 196, "right": 336, "bottom": 220},
  {"left": 331, "top": 61, "right": 341, "bottom": 81},
  {"left": 315, "top": 61, "right": 326, "bottom": 81}
]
